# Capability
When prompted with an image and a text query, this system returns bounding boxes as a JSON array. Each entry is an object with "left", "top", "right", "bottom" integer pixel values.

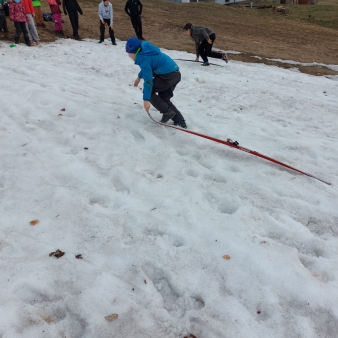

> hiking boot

[
  {"left": 112, "top": 41, "right": 117, "bottom": 45},
  {"left": 98, "top": 40, "right": 104, "bottom": 43},
  {"left": 201, "top": 61, "right": 210, "bottom": 66},
  {"left": 160, "top": 108, "right": 176, "bottom": 123},
  {"left": 14, "top": 38, "right": 19, "bottom": 44},
  {"left": 74, "top": 35, "right": 81, "bottom": 41},
  {"left": 174, "top": 120, "right": 187, "bottom": 129},
  {"left": 222, "top": 53, "right": 228, "bottom": 63}
]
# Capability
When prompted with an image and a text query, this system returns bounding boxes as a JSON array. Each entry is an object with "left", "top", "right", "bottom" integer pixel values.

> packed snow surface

[{"left": 1, "top": 39, "right": 338, "bottom": 338}]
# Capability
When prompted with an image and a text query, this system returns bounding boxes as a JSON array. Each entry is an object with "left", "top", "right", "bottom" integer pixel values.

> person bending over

[
  {"left": 183, "top": 23, "right": 228, "bottom": 66},
  {"left": 125, "top": 37, "right": 187, "bottom": 128}
]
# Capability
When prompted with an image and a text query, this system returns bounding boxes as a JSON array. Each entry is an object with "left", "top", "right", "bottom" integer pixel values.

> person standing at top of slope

[
  {"left": 22, "top": 0, "right": 40, "bottom": 45},
  {"left": 124, "top": 0, "right": 144, "bottom": 40},
  {"left": 63, "top": 0, "right": 83, "bottom": 40},
  {"left": 9, "top": 0, "right": 30, "bottom": 46},
  {"left": 183, "top": 23, "right": 228, "bottom": 66},
  {"left": 98, "top": 0, "right": 116, "bottom": 45},
  {"left": 125, "top": 37, "right": 187, "bottom": 129},
  {"left": 47, "top": 0, "right": 64, "bottom": 36}
]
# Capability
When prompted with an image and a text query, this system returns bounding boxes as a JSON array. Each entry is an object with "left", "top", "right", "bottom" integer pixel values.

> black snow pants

[
  {"left": 198, "top": 33, "right": 223, "bottom": 63},
  {"left": 68, "top": 10, "right": 79, "bottom": 37},
  {"left": 150, "top": 70, "right": 184, "bottom": 123},
  {"left": 100, "top": 19, "right": 115, "bottom": 43},
  {"left": 0, "top": 10, "right": 8, "bottom": 33},
  {"left": 14, "top": 22, "right": 30, "bottom": 45},
  {"left": 130, "top": 15, "right": 142, "bottom": 39}
]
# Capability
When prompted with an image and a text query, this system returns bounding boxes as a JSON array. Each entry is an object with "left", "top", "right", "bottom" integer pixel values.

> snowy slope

[{"left": 0, "top": 39, "right": 338, "bottom": 338}]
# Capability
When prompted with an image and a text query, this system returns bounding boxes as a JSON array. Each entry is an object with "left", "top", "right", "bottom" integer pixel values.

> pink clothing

[
  {"left": 52, "top": 12, "right": 62, "bottom": 31},
  {"left": 9, "top": 2, "right": 29, "bottom": 23},
  {"left": 49, "top": 4, "right": 61, "bottom": 15},
  {"left": 48, "top": 0, "right": 63, "bottom": 31}
]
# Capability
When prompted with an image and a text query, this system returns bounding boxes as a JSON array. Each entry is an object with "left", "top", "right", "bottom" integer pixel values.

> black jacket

[
  {"left": 124, "top": 0, "right": 142, "bottom": 17},
  {"left": 63, "top": 0, "right": 83, "bottom": 15}
]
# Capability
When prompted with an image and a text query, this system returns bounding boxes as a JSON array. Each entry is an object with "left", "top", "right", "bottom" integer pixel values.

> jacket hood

[{"left": 138, "top": 41, "right": 161, "bottom": 57}]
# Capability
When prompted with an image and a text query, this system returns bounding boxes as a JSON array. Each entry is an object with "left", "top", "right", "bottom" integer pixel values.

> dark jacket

[
  {"left": 124, "top": 0, "right": 142, "bottom": 17},
  {"left": 63, "top": 0, "right": 82, "bottom": 15}
]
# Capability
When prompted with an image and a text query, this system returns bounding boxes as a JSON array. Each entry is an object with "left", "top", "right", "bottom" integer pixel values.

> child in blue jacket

[{"left": 126, "top": 37, "right": 186, "bottom": 128}]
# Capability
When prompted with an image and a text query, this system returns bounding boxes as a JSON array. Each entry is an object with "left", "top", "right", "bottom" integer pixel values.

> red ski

[{"left": 147, "top": 112, "right": 331, "bottom": 186}]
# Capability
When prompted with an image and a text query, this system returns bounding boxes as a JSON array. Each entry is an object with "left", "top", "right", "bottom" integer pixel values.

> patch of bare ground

[{"left": 1, "top": 0, "right": 337, "bottom": 76}]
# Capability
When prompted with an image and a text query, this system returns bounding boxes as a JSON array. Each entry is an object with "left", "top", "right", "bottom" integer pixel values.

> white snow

[{"left": 0, "top": 38, "right": 338, "bottom": 338}]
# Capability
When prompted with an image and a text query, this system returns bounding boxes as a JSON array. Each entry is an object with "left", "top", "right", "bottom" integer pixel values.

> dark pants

[
  {"left": 130, "top": 15, "right": 142, "bottom": 39},
  {"left": 0, "top": 10, "right": 8, "bottom": 33},
  {"left": 68, "top": 10, "right": 79, "bottom": 37},
  {"left": 14, "top": 22, "right": 30, "bottom": 45},
  {"left": 198, "top": 33, "right": 222, "bottom": 63},
  {"left": 99, "top": 19, "right": 115, "bottom": 43},
  {"left": 150, "top": 71, "right": 184, "bottom": 122}
]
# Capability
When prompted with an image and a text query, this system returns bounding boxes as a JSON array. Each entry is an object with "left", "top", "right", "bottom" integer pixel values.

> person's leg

[
  {"left": 57, "top": 13, "right": 63, "bottom": 33},
  {"left": 0, "top": 16, "right": 9, "bottom": 35},
  {"left": 108, "top": 25, "right": 116, "bottom": 44},
  {"left": 25, "top": 21, "right": 33, "bottom": 41},
  {"left": 21, "top": 22, "right": 30, "bottom": 45},
  {"left": 99, "top": 20, "right": 105, "bottom": 41},
  {"left": 150, "top": 72, "right": 184, "bottom": 122},
  {"left": 136, "top": 15, "right": 142, "bottom": 39},
  {"left": 198, "top": 39, "right": 209, "bottom": 63},
  {"left": 74, "top": 11, "right": 79, "bottom": 37},
  {"left": 158, "top": 73, "right": 184, "bottom": 122},
  {"left": 68, "top": 10, "right": 75, "bottom": 36},
  {"left": 206, "top": 33, "right": 223, "bottom": 59},
  {"left": 104, "top": 18, "right": 115, "bottom": 44},
  {"left": 150, "top": 74, "right": 175, "bottom": 112},
  {"left": 57, "top": 13, "right": 63, "bottom": 31},
  {"left": 14, "top": 21, "right": 21, "bottom": 43},
  {"left": 167, "top": 102, "right": 184, "bottom": 123},
  {"left": 130, "top": 16, "right": 139, "bottom": 37},
  {"left": 35, "top": 6, "right": 44, "bottom": 27},
  {"left": 3, "top": 18, "right": 8, "bottom": 37},
  {"left": 68, "top": 11, "right": 79, "bottom": 37},
  {"left": 27, "top": 14, "right": 39, "bottom": 42},
  {"left": 54, "top": 13, "right": 63, "bottom": 32},
  {"left": 33, "top": 7, "right": 40, "bottom": 24}
]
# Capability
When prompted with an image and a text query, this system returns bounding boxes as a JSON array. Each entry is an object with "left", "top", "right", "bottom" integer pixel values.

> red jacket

[
  {"left": 21, "top": 0, "right": 34, "bottom": 15},
  {"left": 9, "top": 2, "right": 29, "bottom": 22}
]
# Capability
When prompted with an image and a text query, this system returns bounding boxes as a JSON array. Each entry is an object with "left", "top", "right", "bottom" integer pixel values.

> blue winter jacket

[{"left": 135, "top": 41, "right": 179, "bottom": 101}]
